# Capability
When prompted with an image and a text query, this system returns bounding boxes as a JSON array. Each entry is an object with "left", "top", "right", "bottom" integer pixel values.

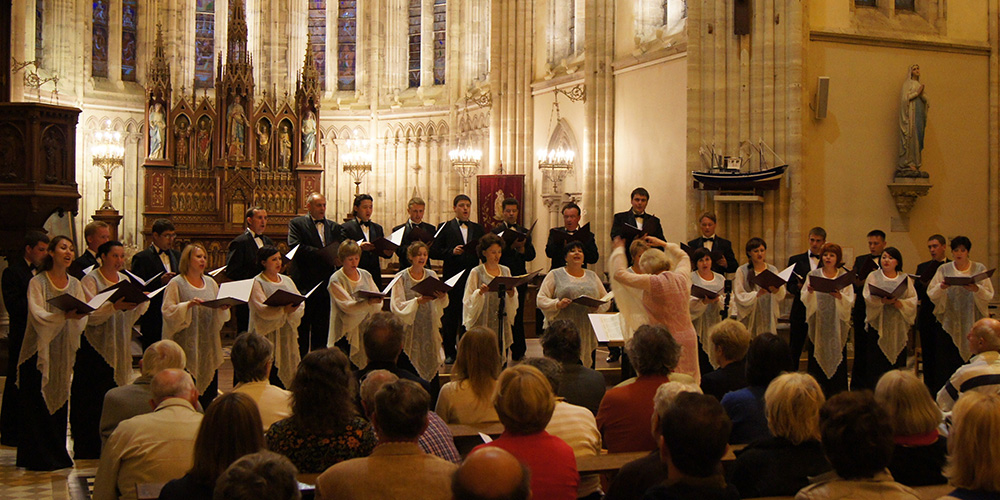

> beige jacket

[
  {"left": 795, "top": 470, "right": 921, "bottom": 500},
  {"left": 315, "top": 442, "right": 457, "bottom": 500}
]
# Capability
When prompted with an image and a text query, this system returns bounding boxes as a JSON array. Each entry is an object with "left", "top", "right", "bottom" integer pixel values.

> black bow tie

[
  {"left": 252, "top": 233, "right": 262, "bottom": 239},
  {"left": 704, "top": 237, "right": 715, "bottom": 242},
  {"left": 633, "top": 213, "right": 644, "bottom": 219},
  {"left": 313, "top": 219, "right": 325, "bottom": 225},
  {"left": 157, "top": 248, "right": 169, "bottom": 256},
  {"left": 28, "top": 264, "right": 37, "bottom": 271},
  {"left": 459, "top": 220, "right": 470, "bottom": 227},
  {"left": 810, "top": 253, "right": 819, "bottom": 260},
  {"left": 360, "top": 221, "right": 371, "bottom": 228}
]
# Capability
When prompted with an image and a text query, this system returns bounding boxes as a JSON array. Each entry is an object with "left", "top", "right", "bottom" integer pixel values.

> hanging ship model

[{"left": 693, "top": 140, "right": 789, "bottom": 191}]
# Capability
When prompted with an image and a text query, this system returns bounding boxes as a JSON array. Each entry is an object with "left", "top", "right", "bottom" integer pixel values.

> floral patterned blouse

[{"left": 265, "top": 415, "right": 377, "bottom": 473}]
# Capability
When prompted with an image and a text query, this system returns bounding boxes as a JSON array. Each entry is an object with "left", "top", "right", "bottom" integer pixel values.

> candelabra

[
  {"left": 537, "top": 89, "right": 578, "bottom": 193},
  {"left": 341, "top": 134, "right": 372, "bottom": 197},
  {"left": 92, "top": 120, "right": 125, "bottom": 211}
]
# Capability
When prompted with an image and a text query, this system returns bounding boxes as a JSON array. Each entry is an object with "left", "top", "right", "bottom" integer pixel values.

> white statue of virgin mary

[{"left": 898, "top": 64, "right": 929, "bottom": 172}]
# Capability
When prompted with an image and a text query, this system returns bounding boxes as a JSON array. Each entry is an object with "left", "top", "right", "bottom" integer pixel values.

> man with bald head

[
  {"left": 289, "top": 192, "right": 345, "bottom": 356},
  {"left": 453, "top": 447, "right": 532, "bottom": 500},
  {"left": 937, "top": 318, "right": 1000, "bottom": 411},
  {"left": 93, "top": 369, "right": 203, "bottom": 500}
]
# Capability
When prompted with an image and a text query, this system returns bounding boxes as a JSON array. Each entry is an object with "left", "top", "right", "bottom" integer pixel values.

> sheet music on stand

[{"left": 589, "top": 313, "right": 627, "bottom": 343}]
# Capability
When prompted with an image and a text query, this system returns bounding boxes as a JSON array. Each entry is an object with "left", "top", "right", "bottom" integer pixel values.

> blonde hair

[
  {"left": 639, "top": 248, "right": 672, "bottom": 275},
  {"left": 765, "top": 372, "right": 825, "bottom": 444},
  {"left": 874, "top": 370, "right": 942, "bottom": 436},
  {"left": 406, "top": 241, "right": 429, "bottom": 262},
  {"left": 178, "top": 243, "right": 207, "bottom": 275},
  {"left": 493, "top": 365, "right": 556, "bottom": 435},
  {"left": 945, "top": 392, "right": 1000, "bottom": 491},
  {"left": 338, "top": 240, "right": 362, "bottom": 261},
  {"left": 709, "top": 319, "right": 752, "bottom": 362},
  {"left": 452, "top": 326, "right": 501, "bottom": 401},
  {"left": 407, "top": 197, "right": 426, "bottom": 209},
  {"left": 629, "top": 238, "right": 650, "bottom": 261}
]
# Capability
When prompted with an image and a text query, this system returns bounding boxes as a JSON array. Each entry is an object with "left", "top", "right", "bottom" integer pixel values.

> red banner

[{"left": 477, "top": 175, "right": 524, "bottom": 233}]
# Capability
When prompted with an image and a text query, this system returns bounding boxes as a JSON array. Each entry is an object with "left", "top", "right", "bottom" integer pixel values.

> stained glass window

[
  {"left": 194, "top": 0, "right": 215, "bottom": 89},
  {"left": 408, "top": 0, "right": 421, "bottom": 87},
  {"left": 309, "top": 0, "right": 327, "bottom": 90},
  {"left": 122, "top": 0, "right": 137, "bottom": 81},
  {"left": 35, "top": 0, "right": 43, "bottom": 65},
  {"left": 92, "top": 0, "right": 109, "bottom": 77},
  {"left": 433, "top": 0, "right": 446, "bottom": 85},
  {"left": 338, "top": 0, "right": 357, "bottom": 91}
]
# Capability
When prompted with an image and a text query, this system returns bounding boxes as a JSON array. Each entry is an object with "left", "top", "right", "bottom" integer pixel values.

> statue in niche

[
  {"left": 227, "top": 100, "right": 249, "bottom": 160},
  {"left": 149, "top": 103, "right": 166, "bottom": 159},
  {"left": 257, "top": 120, "right": 271, "bottom": 170},
  {"left": 301, "top": 111, "right": 317, "bottom": 163},
  {"left": 196, "top": 117, "right": 212, "bottom": 169},
  {"left": 279, "top": 123, "right": 292, "bottom": 171},
  {"left": 897, "top": 64, "right": 930, "bottom": 177},
  {"left": 175, "top": 117, "right": 191, "bottom": 168}
]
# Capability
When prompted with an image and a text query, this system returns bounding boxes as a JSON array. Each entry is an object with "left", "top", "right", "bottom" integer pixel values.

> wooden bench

[{"left": 748, "top": 483, "right": 951, "bottom": 500}]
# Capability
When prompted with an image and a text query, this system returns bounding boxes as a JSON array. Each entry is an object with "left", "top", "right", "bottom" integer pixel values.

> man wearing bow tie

[
  {"left": 226, "top": 206, "right": 274, "bottom": 333},
  {"left": 786, "top": 227, "right": 827, "bottom": 368},
  {"left": 132, "top": 219, "right": 181, "bottom": 350},
  {"left": 545, "top": 202, "right": 599, "bottom": 269},
  {"left": 491, "top": 197, "right": 536, "bottom": 361},
  {"left": 392, "top": 197, "right": 437, "bottom": 272},
  {"left": 288, "top": 193, "right": 345, "bottom": 357},
  {"left": 72, "top": 221, "right": 111, "bottom": 278},
  {"left": 610, "top": 188, "right": 665, "bottom": 266},
  {"left": 850, "top": 229, "right": 887, "bottom": 390},
  {"left": 342, "top": 194, "right": 385, "bottom": 287},
  {"left": 431, "top": 194, "right": 485, "bottom": 363},
  {"left": 687, "top": 212, "right": 738, "bottom": 275}
]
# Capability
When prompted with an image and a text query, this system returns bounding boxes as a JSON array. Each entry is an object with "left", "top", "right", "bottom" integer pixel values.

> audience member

[
  {"left": 230, "top": 332, "right": 292, "bottom": 430},
  {"left": 937, "top": 317, "right": 1000, "bottom": 411},
  {"left": 100, "top": 340, "right": 187, "bottom": 445},
  {"left": 93, "top": 369, "right": 203, "bottom": 500},
  {"left": 721, "top": 332, "right": 791, "bottom": 444},
  {"left": 874, "top": 370, "right": 947, "bottom": 486},
  {"left": 540, "top": 319, "right": 606, "bottom": 414},
  {"left": 643, "top": 392, "right": 739, "bottom": 500},
  {"left": 452, "top": 447, "right": 531, "bottom": 500},
  {"left": 213, "top": 451, "right": 301, "bottom": 500},
  {"left": 795, "top": 391, "right": 920, "bottom": 500},
  {"left": 728, "top": 372, "right": 831, "bottom": 498},
  {"left": 158, "top": 392, "right": 265, "bottom": 500},
  {"left": 316, "top": 379, "right": 457, "bottom": 499},
  {"left": 435, "top": 326, "right": 501, "bottom": 424},
  {"left": 474, "top": 365, "right": 579, "bottom": 500},
  {"left": 354, "top": 312, "right": 431, "bottom": 394},
  {"left": 939, "top": 392, "right": 1000, "bottom": 499},
  {"left": 598, "top": 324, "right": 685, "bottom": 453},
  {"left": 700, "top": 319, "right": 751, "bottom": 400},
  {"left": 265, "top": 348, "right": 376, "bottom": 474}
]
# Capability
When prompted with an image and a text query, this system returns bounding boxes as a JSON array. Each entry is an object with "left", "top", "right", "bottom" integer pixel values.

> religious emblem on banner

[{"left": 476, "top": 175, "right": 524, "bottom": 233}]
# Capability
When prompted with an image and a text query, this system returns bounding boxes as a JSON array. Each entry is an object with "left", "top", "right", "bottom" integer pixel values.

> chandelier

[
  {"left": 92, "top": 120, "right": 125, "bottom": 211},
  {"left": 341, "top": 132, "right": 372, "bottom": 197},
  {"left": 537, "top": 89, "right": 577, "bottom": 192}
]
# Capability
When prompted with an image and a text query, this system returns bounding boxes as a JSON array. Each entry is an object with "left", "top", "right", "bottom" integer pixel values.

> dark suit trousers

[
  {"left": 807, "top": 345, "right": 849, "bottom": 398},
  {"left": 16, "top": 355, "right": 73, "bottom": 471},
  {"left": 859, "top": 327, "right": 907, "bottom": 390},
  {"left": 298, "top": 286, "right": 331, "bottom": 358},
  {"left": 442, "top": 284, "right": 467, "bottom": 359},
  {"left": 139, "top": 305, "right": 164, "bottom": 352},
  {"left": 851, "top": 313, "right": 874, "bottom": 390},
  {"left": 510, "top": 284, "right": 528, "bottom": 360},
  {"left": 788, "top": 318, "right": 808, "bottom": 370},
  {"left": 234, "top": 303, "right": 250, "bottom": 334},
  {"left": 69, "top": 336, "right": 115, "bottom": 459},
  {"left": 0, "top": 326, "right": 24, "bottom": 446}
]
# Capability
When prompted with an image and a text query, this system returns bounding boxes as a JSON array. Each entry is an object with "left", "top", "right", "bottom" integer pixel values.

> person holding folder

[
  {"left": 927, "top": 236, "right": 995, "bottom": 384},
  {"left": 462, "top": 234, "right": 517, "bottom": 360},
  {"left": 131, "top": 218, "right": 179, "bottom": 350},
  {"left": 16, "top": 235, "right": 87, "bottom": 471},
  {"left": 915, "top": 234, "right": 950, "bottom": 394},
  {"left": 545, "top": 202, "right": 598, "bottom": 269},
  {"left": 390, "top": 241, "right": 449, "bottom": 382},
  {"left": 801, "top": 243, "right": 854, "bottom": 396},
  {"left": 491, "top": 197, "right": 536, "bottom": 361},
  {"left": 537, "top": 241, "right": 610, "bottom": 368},
  {"left": 392, "top": 198, "right": 437, "bottom": 272},
  {"left": 248, "top": 245, "right": 304, "bottom": 389},
  {"left": 73, "top": 240, "right": 148, "bottom": 459},
  {"left": 860, "top": 247, "right": 917, "bottom": 390},
  {"left": 850, "top": 229, "right": 887, "bottom": 391},
  {"left": 689, "top": 247, "right": 726, "bottom": 373},
  {"left": 688, "top": 212, "right": 738, "bottom": 275},
  {"left": 342, "top": 194, "right": 386, "bottom": 287},
  {"left": 226, "top": 206, "right": 273, "bottom": 334},
  {"left": 610, "top": 187, "right": 665, "bottom": 266},
  {"left": 328, "top": 240, "right": 383, "bottom": 368},
  {"left": 162, "top": 243, "right": 231, "bottom": 409},
  {"left": 731, "top": 238, "right": 787, "bottom": 336}
]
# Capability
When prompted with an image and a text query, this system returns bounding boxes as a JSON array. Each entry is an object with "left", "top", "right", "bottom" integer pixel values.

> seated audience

[
  {"left": 452, "top": 447, "right": 531, "bottom": 500},
  {"left": 475, "top": 364, "right": 579, "bottom": 500},
  {"left": 230, "top": 332, "right": 292, "bottom": 430},
  {"left": 158, "top": 392, "right": 265, "bottom": 500},
  {"left": 795, "top": 391, "right": 920, "bottom": 500},
  {"left": 598, "top": 324, "right": 685, "bottom": 453},
  {"left": 643, "top": 392, "right": 739, "bottom": 500},
  {"left": 265, "top": 348, "right": 376, "bottom": 474},
  {"left": 939, "top": 392, "right": 1000, "bottom": 500},
  {"left": 541, "top": 319, "right": 607, "bottom": 415},
  {"left": 700, "top": 319, "right": 751, "bottom": 400},
  {"left": 213, "top": 451, "right": 300, "bottom": 500},
  {"left": 354, "top": 312, "right": 431, "bottom": 394},
  {"left": 316, "top": 379, "right": 457, "bottom": 499},
  {"left": 874, "top": 369, "right": 948, "bottom": 487},
  {"left": 728, "top": 372, "right": 831, "bottom": 497},
  {"left": 93, "top": 369, "right": 203, "bottom": 500},
  {"left": 604, "top": 381, "right": 703, "bottom": 500},
  {"left": 359, "top": 370, "right": 460, "bottom": 463},
  {"left": 522, "top": 357, "right": 602, "bottom": 500},
  {"left": 721, "top": 332, "right": 791, "bottom": 444},
  {"left": 937, "top": 317, "right": 1000, "bottom": 412},
  {"left": 99, "top": 340, "right": 186, "bottom": 445},
  {"left": 435, "top": 326, "right": 501, "bottom": 424}
]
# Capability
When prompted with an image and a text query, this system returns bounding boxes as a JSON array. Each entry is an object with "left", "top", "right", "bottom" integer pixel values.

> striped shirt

[
  {"left": 547, "top": 400, "right": 602, "bottom": 498},
  {"left": 937, "top": 351, "right": 1000, "bottom": 412}
]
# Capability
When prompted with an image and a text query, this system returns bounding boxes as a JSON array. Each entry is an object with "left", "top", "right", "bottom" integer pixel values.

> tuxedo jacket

[
  {"left": 392, "top": 221, "right": 437, "bottom": 271},
  {"left": 72, "top": 250, "right": 99, "bottom": 278},
  {"left": 687, "top": 235, "right": 738, "bottom": 274},
  {"left": 288, "top": 215, "right": 344, "bottom": 291},
  {"left": 851, "top": 253, "right": 881, "bottom": 320},
  {"left": 786, "top": 251, "right": 819, "bottom": 324},
  {"left": 225, "top": 230, "right": 275, "bottom": 281},
  {"left": 492, "top": 222, "right": 537, "bottom": 277},
  {"left": 2, "top": 257, "right": 34, "bottom": 339},
  {"left": 342, "top": 219, "right": 385, "bottom": 285},
  {"left": 610, "top": 211, "right": 665, "bottom": 265},
  {"left": 430, "top": 219, "right": 485, "bottom": 280},
  {"left": 545, "top": 227, "right": 599, "bottom": 269},
  {"left": 916, "top": 259, "right": 949, "bottom": 325},
  {"left": 131, "top": 244, "right": 181, "bottom": 335}
]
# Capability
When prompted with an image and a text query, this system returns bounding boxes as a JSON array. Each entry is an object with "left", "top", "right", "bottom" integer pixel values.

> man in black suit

[
  {"left": 131, "top": 218, "right": 180, "bottom": 351},
  {"left": 545, "top": 202, "right": 598, "bottom": 269},
  {"left": 430, "top": 194, "right": 485, "bottom": 363},
  {"left": 610, "top": 187, "right": 666, "bottom": 266},
  {"left": 288, "top": 192, "right": 344, "bottom": 357},
  {"left": 0, "top": 231, "right": 49, "bottom": 446},
  {"left": 342, "top": 194, "right": 385, "bottom": 287},
  {"left": 687, "top": 212, "right": 738, "bottom": 275},
  {"left": 491, "top": 198, "right": 536, "bottom": 361},
  {"left": 850, "top": 229, "right": 886, "bottom": 390},
  {"left": 71, "top": 221, "right": 110, "bottom": 278},
  {"left": 392, "top": 197, "right": 436, "bottom": 272},
  {"left": 786, "top": 227, "right": 827, "bottom": 369},
  {"left": 226, "top": 206, "right": 274, "bottom": 334},
  {"left": 916, "top": 234, "right": 950, "bottom": 394}
]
